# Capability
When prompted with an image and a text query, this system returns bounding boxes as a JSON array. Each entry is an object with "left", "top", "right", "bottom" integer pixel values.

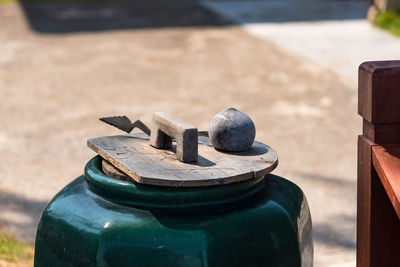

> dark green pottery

[{"left": 34, "top": 156, "right": 313, "bottom": 266}]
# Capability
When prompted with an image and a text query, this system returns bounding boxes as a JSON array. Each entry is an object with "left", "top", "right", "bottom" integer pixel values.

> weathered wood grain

[
  {"left": 102, "top": 159, "right": 131, "bottom": 181},
  {"left": 88, "top": 133, "right": 278, "bottom": 187},
  {"left": 150, "top": 112, "right": 198, "bottom": 163}
]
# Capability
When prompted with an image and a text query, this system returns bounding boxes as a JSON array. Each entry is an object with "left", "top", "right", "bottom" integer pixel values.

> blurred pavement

[
  {"left": 2, "top": 0, "right": 399, "bottom": 266},
  {"left": 203, "top": 0, "right": 400, "bottom": 81}
]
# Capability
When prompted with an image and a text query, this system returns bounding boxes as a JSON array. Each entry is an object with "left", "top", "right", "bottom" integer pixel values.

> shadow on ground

[
  {"left": 18, "top": 0, "right": 232, "bottom": 33},
  {"left": 313, "top": 219, "right": 356, "bottom": 249},
  {"left": 296, "top": 171, "right": 356, "bottom": 187},
  {"left": 0, "top": 189, "right": 47, "bottom": 242},
  {"left": 202, "top": 0, "right": 369, "bottom": 24},
  {"left": 18, "top": 0, "right": 369, "bottom": 34},
  {"left": 295, "top": 172, "right": 357, "bottom": 250}
]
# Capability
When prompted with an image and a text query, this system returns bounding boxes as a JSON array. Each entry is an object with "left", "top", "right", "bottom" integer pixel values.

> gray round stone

[{"left": 209, "top": 108, "right": 256, "bottom": 152}]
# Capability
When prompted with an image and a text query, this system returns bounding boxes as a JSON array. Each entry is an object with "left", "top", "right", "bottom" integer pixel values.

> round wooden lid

[{"left": 88, "top": 133, "right": 278, "bottom": 187}]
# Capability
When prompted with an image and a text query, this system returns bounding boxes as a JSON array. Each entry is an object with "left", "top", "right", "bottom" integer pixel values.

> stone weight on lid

[{"left": 209, "top": 108, "right": 256, "bottom": 152}]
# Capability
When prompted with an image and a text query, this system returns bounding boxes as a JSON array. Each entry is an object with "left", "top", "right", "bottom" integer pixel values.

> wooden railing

[{"left": 358, "top": 61, "right": 400, "bottom": 267}]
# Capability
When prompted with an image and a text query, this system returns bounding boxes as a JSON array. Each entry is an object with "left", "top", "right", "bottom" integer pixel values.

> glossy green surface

[{"left": 34, "top": 156, "right": 313, "bottom": 267}]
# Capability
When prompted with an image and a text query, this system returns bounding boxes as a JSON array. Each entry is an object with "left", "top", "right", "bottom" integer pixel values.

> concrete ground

[
  {"left": 204, "top": 0, "right": 400, "bottom": 82},
  {"left": 2, "top": 0, "right": 398, "bottom": 266}
]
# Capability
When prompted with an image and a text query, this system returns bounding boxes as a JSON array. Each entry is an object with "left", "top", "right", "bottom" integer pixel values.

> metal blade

[
  {"left": 131, "top": 120, "right": 151, "bottom": 136},
  {"left": 100, "top": 116, "right": 134, "bottom": 133}
]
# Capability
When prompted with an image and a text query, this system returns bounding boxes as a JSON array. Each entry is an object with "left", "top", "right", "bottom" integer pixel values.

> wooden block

[
  {"left": 359, "top": 61, "right": 400, "bottom": 123},
  {"left": 150, "top": 112, "right": 198, "bottom": 163},
  {"left": 363, "top": 119, "right": 400, "bottom": 144}
]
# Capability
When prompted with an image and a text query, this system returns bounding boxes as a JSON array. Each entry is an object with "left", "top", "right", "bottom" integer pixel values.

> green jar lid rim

[{"left": 84, "top": 156, "right": 266, "bottom": 209}]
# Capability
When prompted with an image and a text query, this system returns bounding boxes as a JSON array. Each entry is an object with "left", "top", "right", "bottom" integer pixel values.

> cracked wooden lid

[{"left": 87, "top": 133, "right": 278, "bottom": 187}]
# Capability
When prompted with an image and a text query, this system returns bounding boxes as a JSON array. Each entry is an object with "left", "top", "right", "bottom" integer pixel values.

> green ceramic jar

[{"left": 34, "top": 156, "right": 313, "bottom": 267}]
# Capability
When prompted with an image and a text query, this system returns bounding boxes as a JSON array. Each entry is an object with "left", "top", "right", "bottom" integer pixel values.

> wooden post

[{"left": 358, "top": 61, "right": 400, "bottom": 267}]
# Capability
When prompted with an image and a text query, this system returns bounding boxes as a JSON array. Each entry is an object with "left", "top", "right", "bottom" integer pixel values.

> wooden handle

[{"left": 149, "top": 112, "right": 198, "bottom": 163}]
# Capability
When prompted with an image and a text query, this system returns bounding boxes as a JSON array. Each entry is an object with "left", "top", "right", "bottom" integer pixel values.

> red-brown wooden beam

[
  {"left": 372, "top": 144, "right": 400, "bottom": 220},
  {"left": 358, "top": 61, "right": 400, "bottom": 267}
]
